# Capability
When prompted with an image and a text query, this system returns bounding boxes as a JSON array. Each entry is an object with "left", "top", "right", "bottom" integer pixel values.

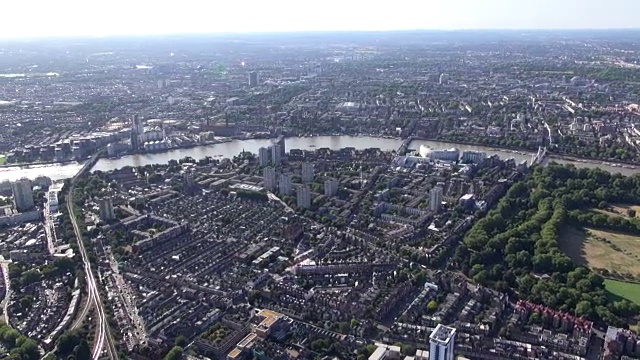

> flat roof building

[{"left": 429, "top": 324, "right": 456, "bottom": 360}]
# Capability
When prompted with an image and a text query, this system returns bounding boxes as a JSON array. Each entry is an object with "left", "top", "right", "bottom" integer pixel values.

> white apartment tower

[
  {"left": 429, "top": 186, "right": 443, "bottom": 212},
  {"left": 296, "top": 185, "right": 311, "bottom": 209},
  {"left": 263, "top": 167, "right": 277, "bottom": 191},
  {"left": 439, "top": 73, "right": 449, "bottom": 85},
  {"left": 279, "top": 174, "right": 292, "bottom": 196},
  {"left": 258, "top": 147, "right": 271, "bottom": 167},
  {"left": 271, "top": 144, "right": 282, "bottom": 165},
  {"left": 11, "top": 178, "right": 34, "bottom": 212},
  {"left": 429, "top": 324, "right": 456, "bottom": 360},
  {"left": 249, "top": 71, "right": 259, "bottom": 87},
  {"left": 324, "top": 178, "right": 339, "bottom": 197},
  {"left": 301, "top": 162, "right": 315, "bottom": 183}
]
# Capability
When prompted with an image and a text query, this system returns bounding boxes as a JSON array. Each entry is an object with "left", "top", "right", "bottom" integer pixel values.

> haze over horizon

[{"left": 1, "top": 0, "right": 639, "bottom": 39}]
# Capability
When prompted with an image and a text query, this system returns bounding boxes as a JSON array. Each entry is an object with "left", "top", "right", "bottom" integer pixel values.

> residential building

[
  {"left": 276, "top": 136, "right": 286, "bottom": 157},
  {"left": 429, "top": 324, "right": 456, "bottom": 360},
  {"left": 99, "top": 198, "right": 115, "bottom": 221},
  {"left": 302, "top": 162, "right": 314, "bottom": 183},
  {"left": 258, "top": 147, "right": 271, "bottom": 167},
  {"left": 271, "top": 145, "right": 282, "bottom": 165},
  {"left": 439, "top": 73, "right": 449, "bottom": 85},
  {"left": 461, "top": 150, "right": 486, "bottom": 164},
  {"left": 11, "top": 178, "right": 34, "bottom": 212},
  {"left": 429, "top": 186, "right": 443, "bottom": 212},
  {"left": 324, "top": 178, "right": 339, "bottom": 197},
  {"left": 296, "top": 185, "right": 311, "bottom": 209},
  {"left": 279, "top": 174, "right": 292, "bottom": 196},
  {"left": 183, "top": 174, "right": 194, "bottom": 188},
  {"left": 249, "top": 71, "right": 259, "bottom": 87},
  {"left": 263, "top": 167, "right": 277, "bottom": 191},
  {"left": 420, "top": 146, "right": 460, "bottom": 162}
]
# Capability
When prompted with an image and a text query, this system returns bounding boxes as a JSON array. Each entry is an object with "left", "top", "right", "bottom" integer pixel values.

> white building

[
  {"left": 258, "top": 147, "right": 271, "bottom": 167},
  {"left": 296, "top": 185, "right": 311, "bottom": 209},
  {"left": 429, "top": 186, "right": 443, "bottom": 212},
  {"left": 461, "top": 150, "right": 486, "bottom": 164},
  {"left": 263, "top": 167, "right": 277, "bottom": 191},
  {"left": 11, "top": 178, "right": 34, "bottom": 212},
  {"left": 143, "top": 140, "right": 168, "bottom": 152},
  {"left": 368, "top": 344, "right": 402, "bottom": 360},
  {"left": 301, "top": 162, "right": 315, "bottom": 183},
  {"left": 47, "top": 191, "right": 59, "bottom": 212},
  {"left": 141, "top": 127, "right": 165, "bottom": 142},
  {"left": 249, "top": 71, "right": 259, "bottom": 87},
  {"left": 279, "top": 174, "right": 292, "bottom": 196},
  {"left": 271, "top": 144, "right": 282, "bottom": 165},
  {"left": 324, "top": 178, "right": 339, "bottom": 197},
  {"left": 429, "top": 324, "right": 456, "bottom": 360},
  {"left": 439, "top": 73, "right": 449, "bottom": 85},
  {"left": 420, "top": 145, "right": 460, "bottom": 162}
]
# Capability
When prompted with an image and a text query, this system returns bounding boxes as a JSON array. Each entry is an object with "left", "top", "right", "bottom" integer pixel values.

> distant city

[{"left": 0, "top": 30, "right": 639, "bottom": 360}]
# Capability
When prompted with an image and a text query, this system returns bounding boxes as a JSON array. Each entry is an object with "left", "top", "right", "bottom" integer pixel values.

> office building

[
  {"left": 296, "top": 185, "right": 311, "bottom": 209},
  {"left": 271, "top": 144, "right": 282, "bottom": 165},
  {"left": 263, "top": 167, "right": 277, "bottom": 191},
  {"left": 98, "top": 198, "right": 115, "bottom": 222},
  {"left": 11, "top": 179, "right": 34, "bottom": 212},
  {"left": 301, "top": 162, "right": 314, "bottom": 183},
  {"left": 429, "top": 186, "right": 443, "bottom": 212},
  {"left": 279, "top": 174, "right": 292, "bottom": 196},
  {"left": 249, "top": 71, "right": 259, "bottom": 87},
  {"left": 258, "top": 147, "right": 271, "bottom": 167},
  {"left": 429, "top": 324, "right": 456, "bottom": 360},
  {"left": 324, "top": 178, "right": 339, "bottom": 197}
]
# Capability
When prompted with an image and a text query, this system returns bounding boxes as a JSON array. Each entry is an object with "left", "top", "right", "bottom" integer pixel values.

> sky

[{"left": 1, "top": 0, "right": 638, "bottom": 39}]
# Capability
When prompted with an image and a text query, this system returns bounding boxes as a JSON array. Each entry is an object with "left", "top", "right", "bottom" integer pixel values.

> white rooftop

[{"left": 430, "top": 324, "right": 456, "bottom": 344}]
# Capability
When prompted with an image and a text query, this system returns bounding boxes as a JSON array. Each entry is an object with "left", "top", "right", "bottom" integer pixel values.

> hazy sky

[{"left": 2, "top": 0, "right": 638, "bottom": 39}]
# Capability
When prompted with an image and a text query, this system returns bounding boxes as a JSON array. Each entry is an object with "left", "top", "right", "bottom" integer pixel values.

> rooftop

[{"left": 430, "top": 324, "right": 456, "bottom": 344}]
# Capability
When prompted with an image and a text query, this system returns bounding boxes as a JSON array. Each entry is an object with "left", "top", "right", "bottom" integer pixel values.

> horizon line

[{"left": 1, "top": 27, "right": 640, "bottom": 42}]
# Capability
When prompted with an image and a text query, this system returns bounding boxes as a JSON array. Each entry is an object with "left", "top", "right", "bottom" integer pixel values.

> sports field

[{"left": 605, "top": 279, "right": 640, "bottom": 305}]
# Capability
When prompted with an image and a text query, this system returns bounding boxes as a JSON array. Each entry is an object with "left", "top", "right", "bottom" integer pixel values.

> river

[{"left": 0, "top": 136, "right": 638, "bottom": 182}]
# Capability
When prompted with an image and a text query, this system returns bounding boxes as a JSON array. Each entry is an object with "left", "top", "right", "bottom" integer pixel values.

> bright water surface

[{"left": 0, "top": 136, "right": 637, "bottom": 182}]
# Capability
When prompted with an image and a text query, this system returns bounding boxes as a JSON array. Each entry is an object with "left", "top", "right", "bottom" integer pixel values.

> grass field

[
  {"left": 593, "top": 204, "right": 640, "bottom": 219},
  {"left": 605, "top": 279, "right": 640, "bottom": 305},
  {"left": 559, "top": 227, "right": 640, "bottom": 277},
  {"left": 0, "top": 155, "right": 5, "bottom": 165}
]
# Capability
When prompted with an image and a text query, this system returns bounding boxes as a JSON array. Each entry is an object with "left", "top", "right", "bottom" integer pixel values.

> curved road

[
  {"left": 0, "top": 256, "right": 11, "bottom": 325},
  {"left": 67, "top": 189, "right": 118, "bottom": 360},
  {"left": 66, "top": 152, "right": 118, "bottom": 360}
]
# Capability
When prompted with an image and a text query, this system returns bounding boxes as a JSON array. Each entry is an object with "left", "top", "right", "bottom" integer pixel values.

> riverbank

[
  {"left": 549, "top": 153, "right": 639, "bottom": 169},
  {"left": 418, "top": 137, "right": 640, "bottom": 170},
  {"left": 0, "top": 158, "right": 80, "bottom": 169}
]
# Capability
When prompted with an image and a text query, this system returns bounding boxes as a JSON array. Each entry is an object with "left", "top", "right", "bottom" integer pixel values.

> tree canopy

[{"left": 455, "top": 163, "right": 640, "bottom": 325}]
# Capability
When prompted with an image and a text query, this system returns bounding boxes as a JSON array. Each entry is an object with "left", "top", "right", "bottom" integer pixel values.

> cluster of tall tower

[
  {"left": 262, "top": 160, "right": 316, "bottom": 209},
  {"left": 258, "top": 137, "right": 286, "bottom": 167}
]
